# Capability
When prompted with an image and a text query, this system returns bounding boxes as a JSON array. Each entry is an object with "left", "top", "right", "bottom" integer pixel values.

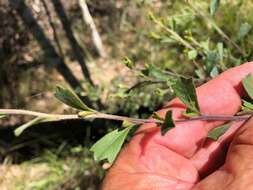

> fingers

[
  {"left": 190, "top": 120, "right": 244, "bottom": 177},
  {"left": 149, "top": 62, "right": 253, "bottom": 157},
  {"left": 102, "top": 63, "right": 253, "bottom": 190},
  {"left": 224, "top": 116, "right": 253, "bottom": 176},
  {"left": 103, "top": 142, "right": 198, "bottom": 190},
  {"left": 193, "top": 117, "right": 253, "bottom": 190}
]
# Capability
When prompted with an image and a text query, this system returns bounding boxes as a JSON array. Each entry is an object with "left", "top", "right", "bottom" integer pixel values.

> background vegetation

[{"left": 1, "top": 0, "right": 253, "bottom": 189}]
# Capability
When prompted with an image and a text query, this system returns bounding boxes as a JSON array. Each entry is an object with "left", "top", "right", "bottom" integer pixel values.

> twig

[
  {"left": 86, "top": 112, "right": 162, "bottom": 124},
  {"left": 0, "top": 109, "right": 78, "bottom": 120},
  {"left": 0, "top": 109, "right": 161, "bottom": 125},
  {"left": 151, "top": 13, "right": 195, "bottom": 50},
  {"left": 175, "top": 114, "right": 252, "bottom": 122},
  {"left": 78, "top": 0, "right": 106, "bottom": 58},
  {"left": 1, "top": 109, "right": 253, "bottom": 126}
]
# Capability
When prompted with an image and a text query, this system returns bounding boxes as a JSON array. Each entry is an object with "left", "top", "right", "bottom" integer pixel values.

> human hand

[{"left": 102, "top": 63, "right": 253, "bottom": 190}]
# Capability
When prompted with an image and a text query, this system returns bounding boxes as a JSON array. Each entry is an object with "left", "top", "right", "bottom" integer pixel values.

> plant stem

[
  {"left": 86, "top": 112, "right": 162, "bottom": 124},
  {"left": 151, "top": 13, "right": 195, "bottom": 50},
  {"left": 0, "top": 109, "right": 78, "bottom": 120},
  {"left": 175, "top": 114, "right": 252, "bottom": 122},
  {"left": 0, "top": 109, "right": 161, "bottom": 125},
  {"left": 1, "top": 109, "right": 253, "bottom": 126}
]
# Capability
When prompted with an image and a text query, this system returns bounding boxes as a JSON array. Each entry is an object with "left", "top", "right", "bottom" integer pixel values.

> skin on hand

[{"left": 102, "top": 62, "right": 253, "bottom": 190}]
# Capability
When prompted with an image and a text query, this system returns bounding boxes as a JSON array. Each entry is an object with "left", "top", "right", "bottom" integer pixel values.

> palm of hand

[{"left": 102, "top": 63, "right": 253, "bottom": 190}]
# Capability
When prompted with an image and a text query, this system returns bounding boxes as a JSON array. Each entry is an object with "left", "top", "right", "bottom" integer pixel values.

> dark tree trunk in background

[
  {"left": 9, "top": 0, "right": 94, "bottom": 106},
  {"left": 51, "top": 0, "right": 94, "bottom": 86}
]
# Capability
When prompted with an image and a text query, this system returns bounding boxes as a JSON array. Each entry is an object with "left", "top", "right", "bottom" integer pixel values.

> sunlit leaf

[
  {"left": 207, "top": 124, "right": 231, "bottom": 140},
  {"left": 182, "top": 111, "right": 199, "bottom": 117},
  {"left": 122, "top": 120, "right": 134, "bottom": 128},
  {"left": 14, "top": 117, "right": 44, "bottom": 136},
  {"left": 210, "top": 0, "right": 220, "bottom": 16},
  {"left": 152, "top": 112, "right": 164, "bottom": 121},
  {"left": 241, "top": 100, "right": 253, "bottom": 111},
  {"left": 171, "top": 77, "right": 199, "bottom": 113},
  {"left": 78, "top": 111, "right": 96, "bottom": 118},
  {"left": 237, "top": 23, "right": 252, "bottom": 41},
  {"left": 0, "top": 115, "right": 6, "bottom": 119},
  {"left": 242, "top": 74, "right": 253, "bottom": 100},
  {"left": 54, "top": 85, "right": 93, "bottom": 111},
  {"left": 123, "top": 57, "right": 135, "bottom": 69},
  {"left": 161, "top": 111, "right": 174, "bottom": 136},
  {"left": 90, "top": 127, "right": 132, "bottom": 163},
  {"left": 188, "top": 50, "right": 197, "bottom": 60}
]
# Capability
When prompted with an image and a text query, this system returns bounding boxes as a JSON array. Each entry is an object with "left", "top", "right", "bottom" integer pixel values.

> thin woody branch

[{"left": 1, "top": 109, "right": 253, "bottom": 125}]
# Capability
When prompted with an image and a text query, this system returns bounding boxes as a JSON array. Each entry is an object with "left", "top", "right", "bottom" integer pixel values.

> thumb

[{"left": 194, "top": 117, "right": 253, "bottom": 190}]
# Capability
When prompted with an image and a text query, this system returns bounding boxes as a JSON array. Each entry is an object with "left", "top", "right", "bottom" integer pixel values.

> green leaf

[
  {"left": 14, "top": 117, "right": 44, "bottom": 136},
  {"left": 207, "top": 124, "right": 231, "bottom": 140},
  {"left": 123, "top": 57, "right": 135, "bottom": 69},
  {"left": 237, "top": 22, "right": 252, "bottom": 41},
  {"left": 210, "top": 0, "right": 220, "bottom": 16},
  {"left": 141, "top": 64, "right": 169, "bottom": 81},
  {"left": 90, "top": 127, "right": 132, "bottom": 163},
  {"left": 242, "top": 74, "right": 253, "bottom": 100},
  {"left": 171, "top": 77, "right": 199, "bottom": 113},
  {"left": 0, "top": 114, "right": 6, "bottom": 119},
  {"left": 210, "top": 66, "right": 219, "bottom": 78},
  {"left": 188, "top": 50, "right": 197, "bottom": 60},
  {"left": 217, "top": 42, "right": 223, "bottom": 62},
  {"left": 161, "top": 111, "right": 174, "bottom": 136},
  {"left": 54, "top": 85, "right": 93, "bottom": 111},
  {"left": 152, "top": 112, "right": 164, "bottom": 121},
  {"left": 122, "top": 120, "right": 134, "bottom": 128},
  {"left": 206, "top": 51, "right": 219, "bottom": 74},
  {"left": 78, "top": 111, "right": 96, "bottom": 118},
  {"left": 242, "top": 100, "right": 253, "bottom": 111},
  {"left": 148, "top": 11, "right": 156, "bottom": 21},
  {"left": 182, "top": 111, "right": 199, "bottom": 117}
]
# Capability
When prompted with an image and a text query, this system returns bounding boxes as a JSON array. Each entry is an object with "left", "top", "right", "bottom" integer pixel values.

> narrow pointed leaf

[
  {"left": 123, "top": 57, "right": 135, "bottom": 69},
  {"left": 90, "top": 127, "right": 131, "bottom": 163},
  {"left": 207, "top": 124, "right": 231, "bottom": 140},
  {"left": 210, "top": 0, "right": 219, "bottom": 16},
  {"left": 241, "top": 100, "right": 253, "bottom": 111},
  {"left": 182, "top": 111, "right": 199, "bottom": 117},
  {"left": 242, "top": 74, "right": 253, "bottom": 100},
  {"left": 0, "top": 115, "right": 6, "bottom": 119},
  {"left": 54, "top": 85, "right": 92, "bottom": 111},
  {"left": 171, "top": 77, "right": 199, "bottom": 113},
  {"left": 152, "top": 112, "right": 164, "bottom": 122},
  {"left": 161, "top": 111, "right": 174, "bottom": 136},
  {"left": 14, "top": 117, "right": 44, "bottom": 136}
]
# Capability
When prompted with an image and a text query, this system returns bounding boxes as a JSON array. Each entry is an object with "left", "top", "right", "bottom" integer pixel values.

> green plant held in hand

[{"left": 1, "top": 74, "right": 253, "bottom": 164}]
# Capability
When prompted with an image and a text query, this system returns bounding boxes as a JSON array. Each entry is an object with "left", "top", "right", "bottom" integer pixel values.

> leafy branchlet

[{"left": 1, "top": 74, "right": 253, "bottom": 164}]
